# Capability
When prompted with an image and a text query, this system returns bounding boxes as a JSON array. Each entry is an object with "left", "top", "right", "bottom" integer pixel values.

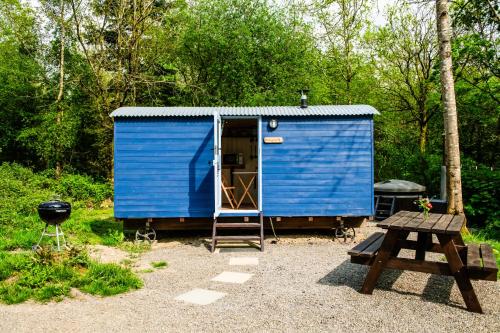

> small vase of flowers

[{"left": 415, "top": 197, "right": 433, "bottom": 220}]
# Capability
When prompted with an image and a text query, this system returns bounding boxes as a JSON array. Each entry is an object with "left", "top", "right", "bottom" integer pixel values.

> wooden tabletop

[{"left": 377, "top": 210, "right": 465, "bottom": 235}]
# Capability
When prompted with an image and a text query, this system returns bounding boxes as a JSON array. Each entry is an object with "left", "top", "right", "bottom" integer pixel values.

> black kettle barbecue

[{"left": 34, "top": 200, "right": 71, "bottom": 251}]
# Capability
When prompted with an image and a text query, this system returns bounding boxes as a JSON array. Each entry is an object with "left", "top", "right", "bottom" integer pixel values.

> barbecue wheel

[
  {"left": 334, "top": 226, "right": 355, "bottom": 242},
  {"left": 135, "top": 227, "right": 156, "bottom": 242}
]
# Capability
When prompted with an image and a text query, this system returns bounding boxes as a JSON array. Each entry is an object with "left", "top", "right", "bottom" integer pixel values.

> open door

[
  {"left": 216, "top": 117, "right": 262, "bottom": 215},
  {"left": 213, "top": 111, "right": 222, "bottom": 218}
]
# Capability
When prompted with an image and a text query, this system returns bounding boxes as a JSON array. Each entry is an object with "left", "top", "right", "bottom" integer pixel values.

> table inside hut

[{"left": 349, "top": 210, "right": 498, "bottom": 313}]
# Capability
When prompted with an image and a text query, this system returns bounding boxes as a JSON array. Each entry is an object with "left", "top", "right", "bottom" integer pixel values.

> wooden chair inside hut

[{"left": 221, "top": 174, "right": 238, "bottom": 209}]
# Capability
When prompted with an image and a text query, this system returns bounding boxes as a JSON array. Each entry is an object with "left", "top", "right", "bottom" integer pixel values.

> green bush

[
  {"left": 462, "top": 158, "right": 500, "bottom": 239},
  {"left": 57, "top": 174, "right": 113, "bottom": 206}
]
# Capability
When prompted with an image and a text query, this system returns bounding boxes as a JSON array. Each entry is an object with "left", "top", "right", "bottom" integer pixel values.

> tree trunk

[
  {"left": 436, "top": 0, "right": 464, "bottom": 215},
  {"left": 55, "top": 0, "right": 65, "bottom": 179},
  {"left": 419, "top": 120, "right": 428, "bottom": 155}
]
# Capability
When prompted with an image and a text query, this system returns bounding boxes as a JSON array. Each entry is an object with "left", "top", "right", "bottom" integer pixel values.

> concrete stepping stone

[
  {"left": 211, "top": 271, "right": 253, "bottom": 284},
  {"left": 229, "top": 257, "right": 259, "bottom": 266},
  {"left": 175, "top": 288, "right": 226, "bottom": 305}
]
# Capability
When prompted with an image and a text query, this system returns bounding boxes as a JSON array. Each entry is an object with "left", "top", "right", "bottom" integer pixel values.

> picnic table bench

[{"left": 349, "top": 211, "right": 498, "bottom": 313}]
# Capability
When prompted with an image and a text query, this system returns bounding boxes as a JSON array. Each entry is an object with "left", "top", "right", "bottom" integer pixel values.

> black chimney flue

[{"left": 298, "top": 89, "right": 309, "bottom": 108}]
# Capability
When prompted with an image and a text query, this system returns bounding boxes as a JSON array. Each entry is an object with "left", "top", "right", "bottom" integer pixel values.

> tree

[
  {"left": 314, "top": 0, "right": 371, "bottom": 104},
  {"left": 451, "top": 0, "right": 499, "bottom": 167},
  {"left": 369, "top": 3, "right": 440, "bottom": 154},
  {"left": 16, "top": 0, "right": 82, "bottom": 175},
  {"left": 175, "top": 0, "right": 320, "bottom": 106},
  {"left": 436, "top": 0, "right": 464, "bottom": 214},
  {"left": 0, "top": 0, "right": 42, "bottom": 163},
  {"left": 68, "top": 0, "right": 177, "bottom": 177}
]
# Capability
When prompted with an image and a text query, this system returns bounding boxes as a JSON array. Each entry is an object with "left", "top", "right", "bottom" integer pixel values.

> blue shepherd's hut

[{"left": 111, "top": 103, "right": 379, "bottom": 251}]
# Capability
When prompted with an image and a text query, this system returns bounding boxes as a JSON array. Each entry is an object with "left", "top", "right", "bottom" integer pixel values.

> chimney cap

[{"left": 298, "top": 89, "right": 309, "bottom": 108}]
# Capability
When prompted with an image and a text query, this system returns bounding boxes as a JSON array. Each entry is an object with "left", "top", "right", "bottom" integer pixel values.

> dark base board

[{"left": 122, "top": 216, "right": 367, "bottom": 232}]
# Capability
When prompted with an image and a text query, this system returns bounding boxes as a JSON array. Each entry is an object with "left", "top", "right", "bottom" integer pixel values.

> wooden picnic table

[{"left": 349, "top": 210, "right": 498, "bottom": 313}]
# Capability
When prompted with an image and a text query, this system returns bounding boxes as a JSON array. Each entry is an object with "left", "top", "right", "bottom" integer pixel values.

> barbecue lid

[
  {"left": 374, "top": 179, "right": 426, "bottom": 193},
  {"left": 38, "top": 200, "right": 71, "bottom": 210}
]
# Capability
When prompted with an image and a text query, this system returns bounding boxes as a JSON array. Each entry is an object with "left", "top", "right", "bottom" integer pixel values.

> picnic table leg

[
  {"left": 391, "top": 230, "right": 409, "bottom": 257},
  {"left": 360, "top": 230, "right": 400, "bottom": 294},
  {"left": 415, "top": 232, "right": 431, "bottom": 260},
  {"left": 453, "top": 234, "right": 465, "bottom": 246},
  {"left": 453, "top": 234, "right": 467, "bottom": 263},
  {"left": 437, "top": 234, "right": 483, "bottom": 313}
]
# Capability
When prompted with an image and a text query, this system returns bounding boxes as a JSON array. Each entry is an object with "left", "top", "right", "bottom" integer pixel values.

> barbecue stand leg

[
  {"left": 55, "top": 224, "right": 61, "bottom": 251},
  {"left": 54, "top": 224, "right": 68, "bottom": 251},
  {"left": 33, "top": 223, "right": 49, "bottom": 251},
  {"left": 360, "top": 230, "right": 400, "bottom": 294},
  {"left": 60, "top": 227, "right": 67, "bottom": 248},
  {"left": 437, "top": 234, "right": 483, "bottom": 313}
]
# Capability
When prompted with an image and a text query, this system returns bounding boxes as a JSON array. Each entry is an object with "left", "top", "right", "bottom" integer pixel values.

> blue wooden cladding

[
  {"left": 261, "top": 117, "right": 374, "bottom": 217},
  {"left": 113, "top": 114, "right": 375, "bottom": 219},
  {"left": 114, "top": 118, "right": 214, "bottom": 218}
]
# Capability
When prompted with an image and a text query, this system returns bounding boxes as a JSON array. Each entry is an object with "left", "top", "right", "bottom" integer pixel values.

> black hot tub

[{"left": 374, "top": 179, "right": 426, "bottom": 220}]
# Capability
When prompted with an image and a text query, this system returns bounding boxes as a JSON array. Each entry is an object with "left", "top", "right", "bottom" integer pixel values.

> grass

[
  {"left": 77, "top": 262, "right": 142, "bottom": 296},
  {"left": 151, "top": 261, "right": 168, "bottom": 269},
  {"left": 0, "top": 247, "right": 142, "bottom": 304},
  {"left": 0, "top": 208, "right": 124, "bottom": 251},
  {"left": 119, "top": 241, "right": 152, "bottom": 254}
]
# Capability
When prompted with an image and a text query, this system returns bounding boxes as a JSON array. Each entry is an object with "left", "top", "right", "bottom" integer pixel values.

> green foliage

[
  {"left": 17, "top": 103, "right": 81, "bottom": 172},
  {"left": 57, "top": 174, "right": 113, "bottom": 206},
  {"left": 0, "top": 247, "right": 142, "bottom": 304},
  {"left": 175, "top": 0, "right": 320, "bottom": 106},
  {"left": 0, "top": 0, "right": 41, "bottom": 162},
  {"left": 461, "top": 158, "right": 500, "bottom": 238}
]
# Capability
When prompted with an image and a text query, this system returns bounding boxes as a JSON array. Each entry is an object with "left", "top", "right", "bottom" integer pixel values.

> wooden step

[
  {"left": 215, "top": 223, "right": 261, "bottom": 228},
  {"left": 214, "top": 235, "right": 261, "bottom": 241}
]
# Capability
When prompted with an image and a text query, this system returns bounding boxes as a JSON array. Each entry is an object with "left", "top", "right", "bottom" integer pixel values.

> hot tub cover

[{"left": 374, "top": 179, "right": 426, "bottom": 193}]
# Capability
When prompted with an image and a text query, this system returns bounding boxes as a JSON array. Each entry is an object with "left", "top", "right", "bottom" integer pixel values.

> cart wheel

[
  {"left": 334, "top": 226, "right": 355, "bottom": 242},
  {"left": 135, "top": 228, "right": 156, "bottom": 242}
]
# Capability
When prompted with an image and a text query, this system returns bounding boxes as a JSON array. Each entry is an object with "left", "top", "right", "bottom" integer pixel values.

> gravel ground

[{"left": 1, "top": 225, "right": 499, "bottom": 333}]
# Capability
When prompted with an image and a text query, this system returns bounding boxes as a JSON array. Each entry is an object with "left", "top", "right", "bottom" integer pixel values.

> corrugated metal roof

[{"left": 110, "top": 105, "right": 379, "bottom": 118}]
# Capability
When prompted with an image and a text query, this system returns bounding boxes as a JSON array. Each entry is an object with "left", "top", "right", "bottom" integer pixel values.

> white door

[{"left": 213, "top": 112, "right": 222, "bottom": 217}]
